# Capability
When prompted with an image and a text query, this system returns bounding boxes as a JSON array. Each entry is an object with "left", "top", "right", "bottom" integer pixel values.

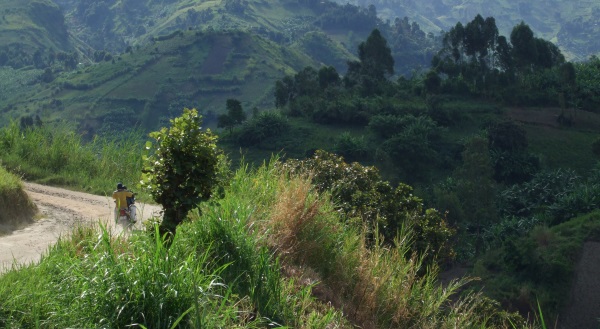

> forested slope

[{"left": 337, "top": 0, "right": 600, "bottom": 61}]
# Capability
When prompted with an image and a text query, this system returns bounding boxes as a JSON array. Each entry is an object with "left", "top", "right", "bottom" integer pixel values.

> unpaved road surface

[{"left": 0, "top": 183, "right": 161, "bottom": 272}]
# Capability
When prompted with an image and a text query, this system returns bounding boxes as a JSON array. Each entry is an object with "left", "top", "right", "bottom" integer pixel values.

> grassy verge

[
  {"left": 0, "top": 121, "right": 146, "bottom": 199},
  {"left": 0, "top": 166, "right": 36, "bottom": 233},
  {"left": 0, "top": 159, "right": 527, "bottom": 328}
]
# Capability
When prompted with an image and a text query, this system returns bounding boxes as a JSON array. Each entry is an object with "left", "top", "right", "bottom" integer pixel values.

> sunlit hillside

[{"left": 0, "top": 30, "right": 320, "bottom": 135}]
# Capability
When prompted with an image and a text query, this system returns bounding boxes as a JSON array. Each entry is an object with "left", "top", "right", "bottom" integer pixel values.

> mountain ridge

[{"left": 337, "top": 0, "right": 600, "bottom": 61}]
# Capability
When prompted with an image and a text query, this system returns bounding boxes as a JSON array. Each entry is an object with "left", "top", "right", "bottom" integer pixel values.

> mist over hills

[{"left": 337, "top": 0, "right": 600, "bottom": 61}]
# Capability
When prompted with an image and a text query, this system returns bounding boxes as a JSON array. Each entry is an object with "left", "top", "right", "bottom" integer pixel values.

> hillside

[
  {"left": 338, "top": 0, "right": 600, "bottom": 61},
  {"left": 0, "top": 30, "right": 320, "bottom": 135},
  {"left": 0, "top": 0, "right": 73, "bottom": 68},
  {"left": 0, "top": 0, "right": 441, "bottom": 132},
  {"left": 51, "top": 0, "right": 436, "bottom": 73},
  {"left": 53, "top": 0, "right": 368, "bottom": 55},
  {"left": 1, "top": 1, "right": 600, "bottom": 325}
]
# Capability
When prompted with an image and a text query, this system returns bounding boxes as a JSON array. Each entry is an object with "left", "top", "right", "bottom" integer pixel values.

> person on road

[{"left": 112, "top": 182, "right": 134, "bottom": 222}]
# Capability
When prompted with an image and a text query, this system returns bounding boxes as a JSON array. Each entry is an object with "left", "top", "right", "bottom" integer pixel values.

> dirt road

[{"left": 0, "top": 183, "right": 161, "bottom": 272}]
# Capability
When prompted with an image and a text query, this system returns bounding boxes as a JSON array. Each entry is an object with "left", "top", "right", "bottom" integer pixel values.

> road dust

[{"left": 0, "top": 183, "right": 161, "bottom": 273}]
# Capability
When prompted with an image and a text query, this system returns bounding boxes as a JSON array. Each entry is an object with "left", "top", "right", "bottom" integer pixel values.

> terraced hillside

[
  {"left": 53, "top": 0, "right": 371, "bottom": 55},
  {"left": 1, "top": 30, "right": 319, "bottom": 135}
]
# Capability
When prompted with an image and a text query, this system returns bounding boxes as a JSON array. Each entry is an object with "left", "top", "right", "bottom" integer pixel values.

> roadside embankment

[{"left": 0, "top": 166, "right": 36, "bottom": 234}]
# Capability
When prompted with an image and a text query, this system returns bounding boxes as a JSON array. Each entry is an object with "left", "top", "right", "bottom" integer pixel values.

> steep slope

[
  {"left": 291, "top": 31, "right": 357, "bottom": 73},
  {"left": 0, "top": 0, "right": 73, "bottom": 68},
  {"left": 52, "top": 0, "right": 434, "bottom": 73},
  {"left": 339, "top": 0, "right": 600, "bottom": 61},
  {"left": 54, "top": 0, "right": 359, "bottom": 54},
  {"left": 2, "top": 30, "right": 318, "bottom": 135}
]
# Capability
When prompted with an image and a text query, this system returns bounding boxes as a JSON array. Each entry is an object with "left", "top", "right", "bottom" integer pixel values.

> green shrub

[
  {"left": 0, "top": 158, "right": 524, "bottom": 328},
  {"left": 280, "top": 150, "right": 454, "bottom": 264},
  {"left": 475, "top": 210, "right": 600, "bottom": 321},
  {"left": 498, "top": 169, "right": 579, "bottom": 219},
  {"left": 236, "top": 111, "right": 290, "bottom": 147},
  {"left": 333, "top": 132, "right": 369, "bottom": 161},
  {"left": 141, "top": 108, "right": 223, "bottom": 233}
]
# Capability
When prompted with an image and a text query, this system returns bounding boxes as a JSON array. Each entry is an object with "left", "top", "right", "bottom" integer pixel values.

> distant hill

[
  {"left": 0, "top": 0, "right": 73, "bottom": 68},
  {"left": 1, "top": 30, "right": 319, "bottom": 135},
  {"left": 0, "top": 0, "right": 439, "bottom": 132},
  {"left": 53, "top": 0, "right": 365, "bottom": 55},
  {"left": 338, "top": 0, "right": 600, "bottom": 61},
  {"left": 51, "top": 0, "right": 435, "bottom": 74}
]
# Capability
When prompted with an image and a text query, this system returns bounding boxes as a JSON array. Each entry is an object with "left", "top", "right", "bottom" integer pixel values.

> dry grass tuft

[
  {"left": 254, "top": 172, "right": 518, "bottom": 328},
  {"left": 268, "top": 175, "right": 325, "bottom": 263}
]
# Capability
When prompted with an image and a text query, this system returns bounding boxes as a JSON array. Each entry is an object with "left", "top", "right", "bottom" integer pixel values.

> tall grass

[
  {"left": 0, "top": 158, "right": 530, "bottom": 328},
  {"left": 0, "top": 224, "right": 271, "bottom": 328},
  {"left": 0, "top": 121, "right": 144, "bottom": 196}
]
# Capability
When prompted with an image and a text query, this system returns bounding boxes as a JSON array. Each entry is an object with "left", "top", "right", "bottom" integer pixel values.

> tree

[
  {"left": 510, "top": 22, "right": 537, "bottom": 70},
  {"left": 488, "top": 121, "right": 539, "bottom": 184},
  {"left": 274, "top": 76, "right": 295, "bottom": 108},
  {"left": 226, "top": 98, "right": 246, "bottom": 124},
  {"left": 455, "top": 135, "right": 498, "bottom": 253},
  {"left": 318, "top": 66, "right": 340, "bottom": 89},
  {"left": 218, "top": 98, "right": 246, "bottom": 134},
  {"left": 344, "top": 29, "right": 394, "bottom": 95},
  {"left": 357, "top": 28, "right": 394, "bottom": 80},
  {"left": 141, "top": 108, "right": 222, "bottom": 234},
  {"left": 423, "top": 70, "right": 441, "bottom": 94}
]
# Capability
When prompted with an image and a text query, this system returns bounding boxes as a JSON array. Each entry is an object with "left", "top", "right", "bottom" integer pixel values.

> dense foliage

[
  {"left": 141, "top": 108, "right": 223, "bottom": 233},
  {"left": 430, "top": 16, "right": 567, "bottom": 105},
  {"left": 0, "top": 159, "right": 526, "bottom": 328},
  {"left": 281, "top": 150, "right": 455, "bottom": 264},
  {"left": 0, "top": 120, "right": 143, "bottom": 195},
  {"left": 2, "top": 4, "right": 600, "bottom": 325},
  {"left": 337, "top": 0, "right": 600, "bottom": 62}
]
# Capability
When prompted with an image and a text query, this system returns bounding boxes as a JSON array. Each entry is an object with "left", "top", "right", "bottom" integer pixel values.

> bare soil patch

[{"left": 0, "top": 183, "right": 161, "bottom": 272}]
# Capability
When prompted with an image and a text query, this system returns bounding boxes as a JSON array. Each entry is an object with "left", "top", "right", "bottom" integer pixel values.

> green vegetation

[
  {"left": 240, "top": 20, "right": 600, "bottom": 321},
  {"left": 0, "top": 0, "right": 72, "bottom": 68},
  {"left": 0, "top": 158, "right": 526, "bottom": 328},
  {"left": 2, "top": 4, "right": 600, "bottom": 326},
  {"left": 0, "top": 166, "right": 36, "bottom": 232},
  {"left": 0, "top": 30, "right": 318, "bottom": 134},
  {"left": 0, "top": 0, "right": 440, "bottom": 132},
  {"left": 281, "top": 150, "right": 454, "bottom": 264},
  {"left": 475, "top": 210, "right": 600, "bottom": 322},
  {"left": 339, "top": 0, "right": 600, "bottom": 61},
  {"left": 141, "top": 108, "right": 223, "bottom": 233},
  {"left": 217, "top": 98, "right": 248, "bottom": 134},
  {"left": 0, "top": 120, "right": 144, "bottom": 196}
]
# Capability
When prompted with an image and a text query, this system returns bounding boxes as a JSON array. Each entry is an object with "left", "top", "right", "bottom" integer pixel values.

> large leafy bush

[
  {"left": 281, "top": 150, "right": 454, "bottom": 263},
  {"left": 141, "top": 108, "right": 223, "bottom": 233}
]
